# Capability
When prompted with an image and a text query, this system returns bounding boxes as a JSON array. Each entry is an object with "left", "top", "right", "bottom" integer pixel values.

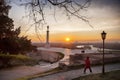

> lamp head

[{"left": 101, "top": 31, "right": 107, "bottom": 40}]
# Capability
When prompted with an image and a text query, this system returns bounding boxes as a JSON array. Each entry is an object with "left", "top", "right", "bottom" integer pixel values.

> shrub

[{"left": 0, "top": 54, "right": 38, "bottom": 68}]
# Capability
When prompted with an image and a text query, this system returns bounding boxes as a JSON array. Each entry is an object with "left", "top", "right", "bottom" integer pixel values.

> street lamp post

[{"left": 101, "top": 31, "right": 107, "bottom": 74}]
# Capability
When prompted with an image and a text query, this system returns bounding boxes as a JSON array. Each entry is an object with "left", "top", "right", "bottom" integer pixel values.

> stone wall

[
  {"left": 28, "top": 50, "right": 62, "bottom": 63},
  {"left": 69, "top": 53, "right": 120, "bottom": 65}
]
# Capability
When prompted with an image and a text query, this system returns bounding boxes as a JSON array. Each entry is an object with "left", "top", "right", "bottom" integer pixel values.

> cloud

[
  {"left": 91, "top": 0, "right": 120, "bottom": 12},
  {"left": 92, "top": 0, "right": 120, "bottom": 7}
]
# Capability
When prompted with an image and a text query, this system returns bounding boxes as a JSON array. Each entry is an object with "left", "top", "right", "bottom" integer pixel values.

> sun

[{"left": 65, "top": 37, "right": 70, "bottom": 42}]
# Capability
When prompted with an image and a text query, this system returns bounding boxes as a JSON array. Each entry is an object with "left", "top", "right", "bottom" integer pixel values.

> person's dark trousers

[{"left": 84, "top": 67, "right": 92, "bottom": 74}]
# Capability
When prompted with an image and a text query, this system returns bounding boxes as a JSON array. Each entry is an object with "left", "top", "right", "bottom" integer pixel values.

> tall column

[{"left": 45, "top": 26, "right": 50, "bottom": 48}]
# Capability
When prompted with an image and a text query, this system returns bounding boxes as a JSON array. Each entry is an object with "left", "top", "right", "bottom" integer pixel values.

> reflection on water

[
  {"left": 63, "top": 49, "right": 71, "bottom": 60},
  {"left": 59, "top": 48, "right": 71, "bottom": 65}
]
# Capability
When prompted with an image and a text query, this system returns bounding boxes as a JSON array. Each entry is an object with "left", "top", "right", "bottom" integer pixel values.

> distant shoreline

[{"left": 32, "top": 42, "right": 120, "bottom": 50}]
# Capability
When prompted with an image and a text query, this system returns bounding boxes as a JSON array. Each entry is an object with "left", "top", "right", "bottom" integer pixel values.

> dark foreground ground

[{"left": 73, "top": 70, "right": 120, "bottom": 80}]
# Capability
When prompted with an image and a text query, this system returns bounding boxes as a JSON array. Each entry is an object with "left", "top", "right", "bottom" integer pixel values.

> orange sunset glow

[{"left": 10, "top": 0, "right": 120, "bottom": 43}]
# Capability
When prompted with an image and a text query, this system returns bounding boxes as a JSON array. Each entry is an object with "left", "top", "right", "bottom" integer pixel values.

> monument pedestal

[{"left": 45, "top": 43, "right": 50, "bottom": 48}]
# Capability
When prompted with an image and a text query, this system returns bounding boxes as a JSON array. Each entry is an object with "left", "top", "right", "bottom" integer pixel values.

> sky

[{"left": 9, "top": 0, "right": 120, "bottom": 43}]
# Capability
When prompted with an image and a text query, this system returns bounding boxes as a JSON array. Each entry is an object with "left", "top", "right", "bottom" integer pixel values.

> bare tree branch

[
  {"left": 12, "top": 0, "right": 93, "bottom": 42},
  {"left": 48, "top": 0, "right": 68, "bottom": 6}
]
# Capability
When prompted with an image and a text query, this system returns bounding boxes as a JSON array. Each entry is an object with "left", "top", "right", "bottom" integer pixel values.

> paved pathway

[
  {"left": 32, "top": 63, "right": 120, "bottom": 80},
  {"left": 0, "top": 64, "right": 57, "bottom": 80}
]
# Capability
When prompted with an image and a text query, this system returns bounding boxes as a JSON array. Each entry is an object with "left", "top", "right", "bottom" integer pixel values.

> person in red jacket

[{"left": 84, "top": 56, "right": 92, "bottom": 74}]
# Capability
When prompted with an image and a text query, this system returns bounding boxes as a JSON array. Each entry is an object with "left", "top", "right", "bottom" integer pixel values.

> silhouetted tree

[
  {"left": 0, "top": 0, "right": 12, "bottom": 39},
  {"left": 0, "top": 0, "right": 34, "bottom": 54},
  {"left": 18, "top": 36, "right": 33, "bottom": 53}
]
